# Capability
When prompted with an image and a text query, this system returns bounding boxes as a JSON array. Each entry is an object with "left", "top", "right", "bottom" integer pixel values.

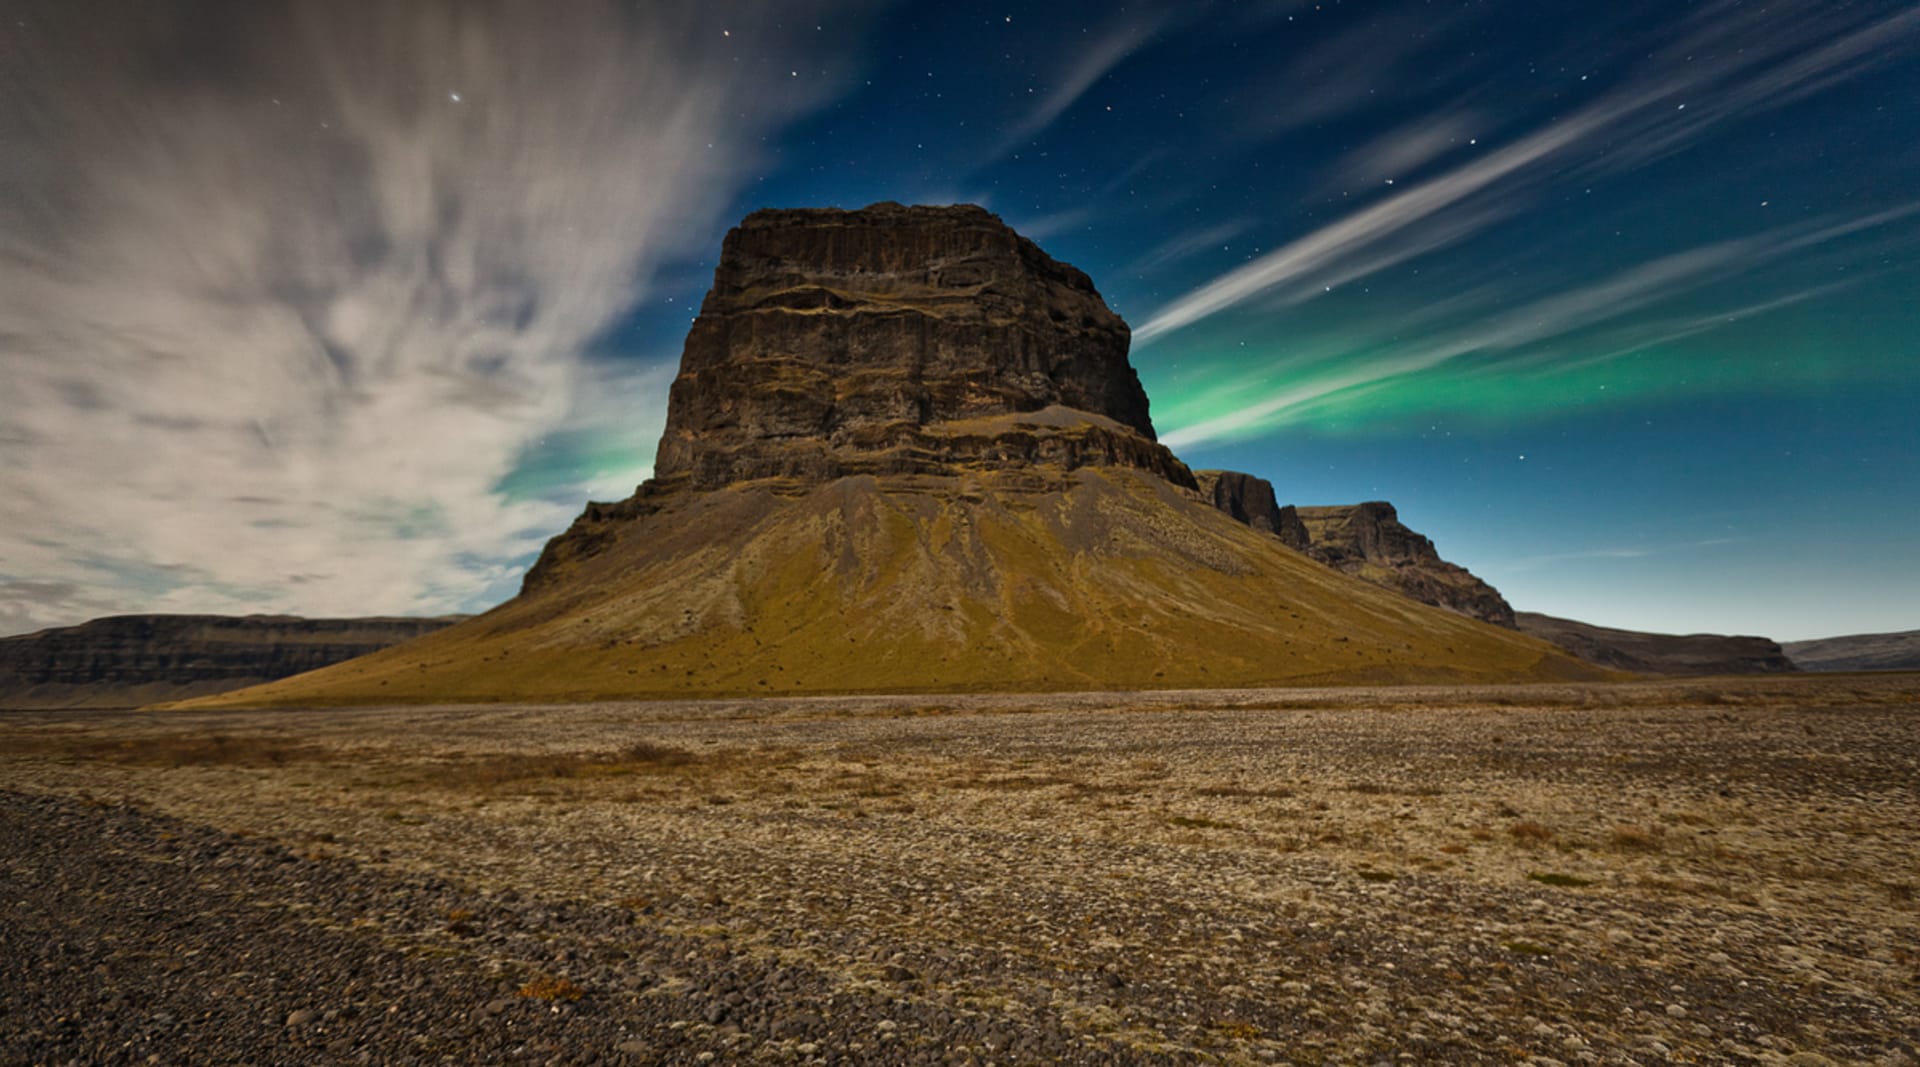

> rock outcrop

[
  {"left": 1783, "top": 629, "right": 1920, "bottom": 672},
  {"left": 1290, "top": 503, "right": 1516, "bottom": 628},
  {"left": 1191, "top": 477, "right": 1801, "bottom": 675},
  {"left": 0, "top": 614, "right": 460, "bottom": 709},
  {"left": 1191, "top": 473, "right": 1512, "bottom": 627},
  {"left": 652, "top": 202, "right": 1187, "bottom": 493},
  {"left": 1516, "top": 613, "right": 1796, "bottom": 676},
  {"left": 1193, "top": 470, "right": 1309, "bottom": 550},
  {"left": 184, "top": 204, "right": 1603, "bottom": 708},
  {"left": 526, "top": 203, "right": 1198, "bottom": 595}
]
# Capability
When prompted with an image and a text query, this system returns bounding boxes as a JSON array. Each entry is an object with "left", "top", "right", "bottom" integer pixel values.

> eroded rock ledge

[{"left": 653, "top": 203, "right": 1184, "bottom": 492}]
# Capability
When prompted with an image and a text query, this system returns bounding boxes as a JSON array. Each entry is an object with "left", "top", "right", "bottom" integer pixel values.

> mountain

[
  {"left": 1189, "top": 469, "right": 1802, "bottom": 676},
  {"left": 1514, "top": 612, "right": 1795, "bottom": 676},
  {"left": 1191, "top": 470, "right": 1513, "bottom": 628},
  {"left": 1292, "top": 502, "right": 1517, "bottom": 628},
  {"left": 178, "top": 203, "right": 1603, "bottom": 708},
  {"left": 0, "top": 614, "right": 461, "bottom": 709},
  {"left": 1784, "top": 630, "right": 1920, "bottom": 671}
]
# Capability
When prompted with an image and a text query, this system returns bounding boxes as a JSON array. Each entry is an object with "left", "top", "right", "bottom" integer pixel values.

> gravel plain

[{"left": 3, "top": 673, "right": 1917, "bottom": 1065}]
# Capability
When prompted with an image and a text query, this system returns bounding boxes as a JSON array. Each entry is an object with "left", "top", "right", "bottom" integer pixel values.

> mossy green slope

[{"left": 180, "top": 468, "right": 1606, "bottom": 708}]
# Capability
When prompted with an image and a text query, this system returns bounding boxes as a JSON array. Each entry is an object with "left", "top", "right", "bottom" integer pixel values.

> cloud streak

[
  {"left": 0, "top": 0, "right": 858, "bottom": 635},
  {"left": 1506, "top": 539, "right": 1741, "bottom": 573},
  {"left": 1136, "top": 1, "right": 1920, "bottom": 346},
  {"left": 1157, "top": 207, "right": 1920, "bottom": 449},
  {"left": 992, "top": 13, "right": 1170, "bottom": 159}
]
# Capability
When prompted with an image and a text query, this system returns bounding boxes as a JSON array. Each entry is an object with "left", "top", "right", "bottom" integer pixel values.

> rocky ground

[{"left": 3, "top": 674, "right": 1917, "bottom": 1065}]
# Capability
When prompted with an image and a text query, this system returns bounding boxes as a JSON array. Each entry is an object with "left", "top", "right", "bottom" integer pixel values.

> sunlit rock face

[{"left": 650, "top": 202, "right": 1186, "bottom": 492}]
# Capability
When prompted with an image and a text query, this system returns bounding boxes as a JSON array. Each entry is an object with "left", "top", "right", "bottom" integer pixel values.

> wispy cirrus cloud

[
  {"left": 1158, "top": 206, "right": 1920, "bottom": 449},
  {"left": 1137, "top": 1, "right": 1920, "bottom": 347},
  {"left": 1122, "top": 218, "right": 1257, "bottom": 275},
  {"left": 0, "top": 0, "right": 864, "bottom": 635},
  {"left": 991, "top": 12, "right": 1173, "bottom": 159},
  {"left": 1507, "top": 539, "right": 1740, "bottom": 573}
]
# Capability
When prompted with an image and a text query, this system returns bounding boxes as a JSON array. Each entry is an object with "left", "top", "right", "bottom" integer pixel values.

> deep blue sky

[{"left": 3, "top": 0, "right": 1916, "bottom": 641}]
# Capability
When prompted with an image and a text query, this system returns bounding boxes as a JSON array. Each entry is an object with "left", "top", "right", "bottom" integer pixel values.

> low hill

[
  {"left": 1784, "top": 630, "right": 1920, "bottom": 671},
  {"left": 1515, "top": 612, "right": 1795, "bottom": 676}
]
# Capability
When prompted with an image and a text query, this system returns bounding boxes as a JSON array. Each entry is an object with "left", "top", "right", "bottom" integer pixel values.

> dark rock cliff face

[
  {"left": 1193, "top": 470, "right": 1310, "bottom": 551},
  {"left": 652, "top": 203, "right": 1182, "bottom": 491},
  {"left": 1294, "top": 503, "right": 1517, "bottom": 628},
  {"left": 1517, "top": 612, "right": 1796, "bottom": 676},
  {"left": 0, "top": 615, "right": 459, "bottom": 708},
  {"left": 528, "top": 202, "right": 1193, "bottom": 593},
  {"left": 1193, "top": 475, "right": 1516, "bottom": 629}
]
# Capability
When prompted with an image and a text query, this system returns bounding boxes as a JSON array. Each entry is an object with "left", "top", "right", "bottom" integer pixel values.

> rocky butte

[{"left": 184, "top": 204, "right": 1604, "bottom": 708}]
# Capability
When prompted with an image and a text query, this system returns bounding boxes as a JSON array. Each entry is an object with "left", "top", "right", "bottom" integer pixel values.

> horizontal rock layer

[
  {"left": 0, "top": 614, "right": 459, "bottom": 708},
  {"left": 652, "top": 203, "right": 1174, "bottom": 492},
  {"left": 1294, "top": 503, "right": 1517, "bottom": 629}
]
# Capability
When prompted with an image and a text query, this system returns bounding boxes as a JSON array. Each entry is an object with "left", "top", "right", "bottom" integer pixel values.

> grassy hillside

[{"left": 178, "top": 468, "right": 1607, "bottom": 707}]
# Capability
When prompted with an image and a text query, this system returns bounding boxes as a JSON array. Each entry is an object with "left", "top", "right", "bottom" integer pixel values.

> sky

[{"left": 2, "top": 0, "right": 1916, "bottom": 643}]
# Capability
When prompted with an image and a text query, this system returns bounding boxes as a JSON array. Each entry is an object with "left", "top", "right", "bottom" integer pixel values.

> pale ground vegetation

[{"left": 4, "top": 673, "right": 1917, "bottom": 1064}]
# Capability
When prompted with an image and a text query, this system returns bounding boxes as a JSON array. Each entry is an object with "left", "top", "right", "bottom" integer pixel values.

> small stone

[
  {"left": 616, "top": 1040, "right": 652, "bottom": 1056},
  {"left": 485, "top": 999, "right": 513, "bottom": 1016},
  {"left": 285, "top": 1008, "right": 317, "bottom": 1027},
  {"left": 1664, "top": 1003, "right": 1687, "bottom": 1019}
]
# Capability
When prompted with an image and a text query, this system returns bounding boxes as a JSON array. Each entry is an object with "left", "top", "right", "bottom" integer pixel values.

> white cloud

[
  {"left": 1328, "top": 109, "right": 1482, "bottom": 189},
  {"left": 0, "top": 1, "right": 859, "bottom": 634}
]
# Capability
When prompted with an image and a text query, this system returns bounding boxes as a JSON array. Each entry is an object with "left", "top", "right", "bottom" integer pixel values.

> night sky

[{"left": 3, "top": 0, "right": 1916, "bottom": 642}]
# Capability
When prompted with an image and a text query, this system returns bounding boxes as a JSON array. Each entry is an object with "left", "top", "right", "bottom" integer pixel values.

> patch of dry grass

[
  {"left": 1508, "top": 820, "right": 1554, "bottom": 845},
  {"left": 425, "top": 740, "right": 714, "bottom": 789},
  {"left": 75, "top": 734, "right": 336, "bottom": 767},
  {"left": 1607, "top": 824, "right": 1664, "bottom": 852}
]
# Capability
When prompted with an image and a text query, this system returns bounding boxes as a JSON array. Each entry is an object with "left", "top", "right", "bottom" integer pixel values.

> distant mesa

[
  {"left": 1514, "top": 613, "right": 1795, "bottom": 677},
  {"left": 0, "top": 614, "right": 461, "bottom": 710},
  {"left": 178, "top": 203, "right": 1608, "bottom": 708},
  {"left": 1784, "top": 629, "right": 1920, "bottom": 672}
]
